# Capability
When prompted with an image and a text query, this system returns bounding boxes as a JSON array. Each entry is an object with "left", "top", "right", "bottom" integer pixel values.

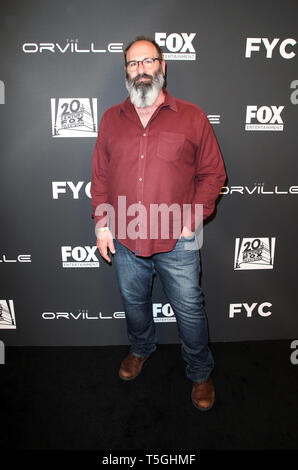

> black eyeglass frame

[{"left": 125, "top": 57, "right": 162, "bottom": 69}]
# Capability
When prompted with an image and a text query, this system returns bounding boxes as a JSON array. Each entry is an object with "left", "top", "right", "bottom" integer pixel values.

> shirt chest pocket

[{"left": 156, "top": 131, "right": 185, "bottom": 162}]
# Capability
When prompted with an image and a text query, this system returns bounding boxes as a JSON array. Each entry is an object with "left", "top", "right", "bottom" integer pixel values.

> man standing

[{"left": 91, "top": 36, "right": 226, "bottom": 411}]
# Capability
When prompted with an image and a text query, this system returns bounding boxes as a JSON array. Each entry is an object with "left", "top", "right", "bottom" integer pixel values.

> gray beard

[{"left": 125, "top": 69, "right": 165, "bottom": 108}]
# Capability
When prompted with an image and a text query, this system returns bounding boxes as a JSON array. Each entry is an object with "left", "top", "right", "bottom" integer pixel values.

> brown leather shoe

[
  {"left": 191, "top": 377, "right": 215, "bottom": 411},
  {"left": 119, "top": 353, "right": 148, "bottom": 381}
]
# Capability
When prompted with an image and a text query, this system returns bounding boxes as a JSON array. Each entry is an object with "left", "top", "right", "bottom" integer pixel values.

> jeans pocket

[{"left": 180, "top": 234, "right": 196, "bottom": 241}]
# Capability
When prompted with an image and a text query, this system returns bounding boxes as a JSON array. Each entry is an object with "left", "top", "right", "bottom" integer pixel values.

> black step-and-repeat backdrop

[{"left": 1, "top": 0, "right": 298, "bottom": 345}]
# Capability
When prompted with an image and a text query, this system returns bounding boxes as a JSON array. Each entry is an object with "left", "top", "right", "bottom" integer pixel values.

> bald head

[{"left": 124, "top": 36, "right": 163, "bottom": 64}]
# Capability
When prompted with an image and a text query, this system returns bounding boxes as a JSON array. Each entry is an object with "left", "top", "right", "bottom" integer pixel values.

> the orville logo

[
  {"left": 51, "top": 98, "right": 97, "bottom": 137},
  {"left": 245, "top": 105, "right": 284, "bottom": 131},
  {"left": 221, "top": 183, "right": 298, "bottom": 196},
  {"left": 22, "top": 39, "right": 123, "bottom": 54},
  {"left": 245, "top": 38, "right": 296, "bottom": 59},
  {"left": 42, "top": 310, "right": 125, "bottom": 320},
  {"left": 61, "top": 246, "right": 100, "bottom": 268},
  {"left": 155, "top": 32, "right": 197, "bottom": 60},
  {"left": 229, "top": 302, "right": 272, "bottom": 318},
  {"left": 0, "top": 254, "right": 31, "bottom": 263},
  {"left": 0, "top": 300, "right": 16, "bottom": 329},
  {"left": 234, "top": 237, "right": 276, "bottom": 270}
]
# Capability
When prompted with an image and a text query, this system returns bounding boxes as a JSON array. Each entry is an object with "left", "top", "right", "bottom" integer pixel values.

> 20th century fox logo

[
  {"left": 0, "top": 300, "right": 16, "bottom": 328},
  {"left": 234, "top": 237, "right": 276, "bottom": 270},
  {"left": 51, "top": 98, "right": 98, "bottom": 137}
]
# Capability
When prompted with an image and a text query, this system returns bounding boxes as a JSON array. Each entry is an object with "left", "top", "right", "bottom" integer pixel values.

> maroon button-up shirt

[{"left": 91, "top": 89, "right": 226, "bottom": 257}]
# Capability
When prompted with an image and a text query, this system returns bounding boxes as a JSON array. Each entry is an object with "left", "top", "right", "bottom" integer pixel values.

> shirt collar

[{"left": 119, "top": 88, "right": 178, "bottom": 114}]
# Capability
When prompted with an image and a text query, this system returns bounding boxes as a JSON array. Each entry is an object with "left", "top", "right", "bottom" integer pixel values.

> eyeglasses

[{"left": 126, "top": 57, "right": 162, "bottom": 71}]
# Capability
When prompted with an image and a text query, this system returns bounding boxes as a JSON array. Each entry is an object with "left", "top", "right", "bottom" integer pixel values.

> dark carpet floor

[{"left": 0, "top": 340, "right": 297, "bottom": 451}]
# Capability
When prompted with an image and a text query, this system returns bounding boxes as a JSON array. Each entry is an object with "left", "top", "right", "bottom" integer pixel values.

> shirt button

[
  {"left": 143, "top": 133, "right": 146, "bottom": 137},
  {"left": 139, "top": 177, "right": 142, "bottom": 181},
  {"left": 140, "top": 155, "right": 144, "bottom": 159}
]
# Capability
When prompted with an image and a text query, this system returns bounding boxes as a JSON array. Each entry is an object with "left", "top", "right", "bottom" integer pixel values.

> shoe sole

[
  {"left": 119, "top": 369, "right": 142, "bottom": 381},
  {"left": 191, "top": 393, "right": 215, "bottom": 411}
]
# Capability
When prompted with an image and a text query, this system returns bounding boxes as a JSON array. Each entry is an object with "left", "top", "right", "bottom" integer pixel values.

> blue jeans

[{"left": 113, "top": 236, "right": 214, "bottom": 383}]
